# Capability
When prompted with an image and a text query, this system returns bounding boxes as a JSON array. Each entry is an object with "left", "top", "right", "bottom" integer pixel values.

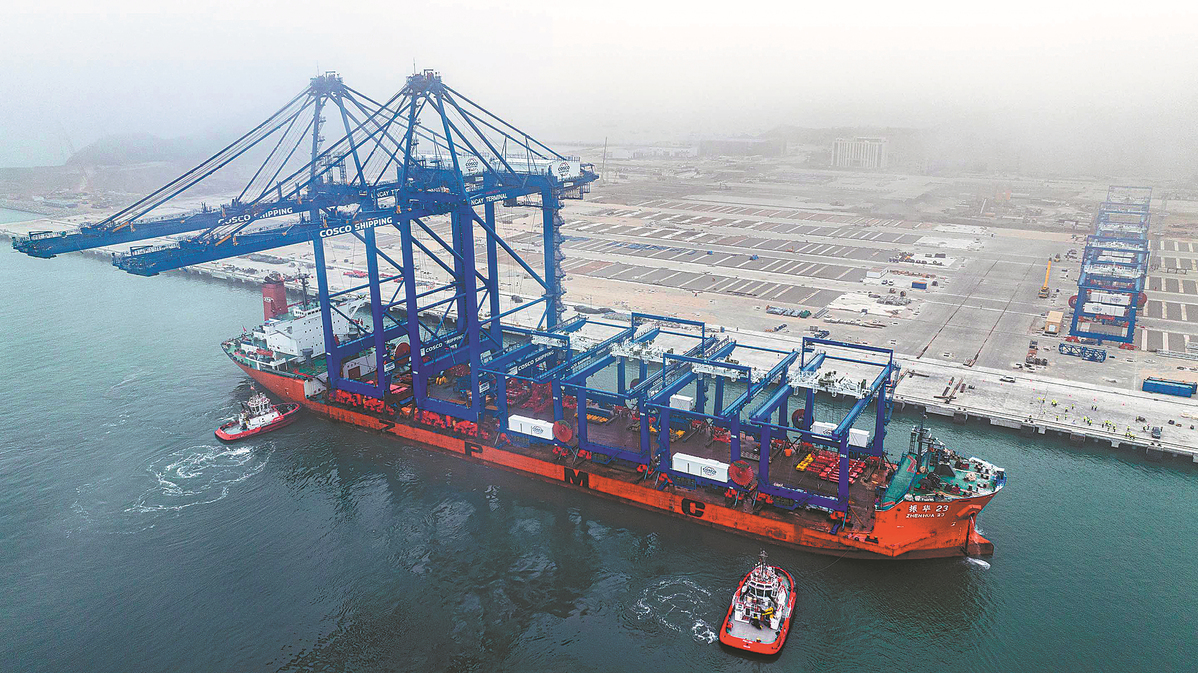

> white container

[
  {"left": 508, "top": 414, "right": 554, "bottom": 439},
  {"left": 849, "top": 428, "right": 870, "bottom": 449},
  {"left": 672, "top": 453, "right": 730, "bottom": 483},
  {"left": 1083, "top": 302, "right": 1127, "bottom": 317},
  {"left": 669, "top": 394, "right": 694, "bottom": 411},
  {"left": 1090, "top": 290, "right": 1131, "bottom": 306},
  {"left": 811, "top": 421, "right": 837, "bottom": 436}
]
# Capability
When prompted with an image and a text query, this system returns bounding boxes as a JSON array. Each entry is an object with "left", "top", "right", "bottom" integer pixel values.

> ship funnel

[{"left": 262, "top": 276, "right": 289, "bottom": 320}]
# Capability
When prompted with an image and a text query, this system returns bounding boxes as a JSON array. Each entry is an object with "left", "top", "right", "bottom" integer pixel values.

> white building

[{"left": 832, "top": 137, "right": 888, "bottom": 169}]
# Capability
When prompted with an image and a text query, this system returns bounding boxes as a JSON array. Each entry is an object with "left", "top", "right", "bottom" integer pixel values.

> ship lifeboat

[
  {"left": 719, "top": 552, "right": 796, "bottom": 655},
  {"left": 215, "top": 391, "right": 301, "bottom": 441}
]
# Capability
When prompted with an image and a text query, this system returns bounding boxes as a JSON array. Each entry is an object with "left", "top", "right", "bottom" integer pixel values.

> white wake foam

[
  {"left": 965, "top": 557, "right": 991, "bottom": 570},
  {"left": 105, "top": 368, "right": 149, "bottom": 398},
  {"left": 632, "top": 577, "right": 718, "bottom": 643},
  {"left": 127, "top": 443, "right": 271, "bottom": 513}
]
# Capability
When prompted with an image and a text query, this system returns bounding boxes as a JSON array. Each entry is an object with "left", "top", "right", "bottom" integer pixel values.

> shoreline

[{"left": 0, "top": 205, "right": 55, "bottom": 218}]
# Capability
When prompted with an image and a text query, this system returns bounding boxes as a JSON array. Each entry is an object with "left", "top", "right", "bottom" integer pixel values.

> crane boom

[{"left": 1039, "top": 259, "right": 1052, "bottom": 298}]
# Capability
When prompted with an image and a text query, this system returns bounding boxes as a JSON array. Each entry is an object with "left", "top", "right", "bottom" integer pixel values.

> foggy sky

[{"left": 5, "top": 1, "right": 1197, "bottom": 177}]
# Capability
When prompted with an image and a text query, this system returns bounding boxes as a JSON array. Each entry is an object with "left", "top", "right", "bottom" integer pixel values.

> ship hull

[{"left": 233, "top": 361, "right": 996, "bottom": 560}]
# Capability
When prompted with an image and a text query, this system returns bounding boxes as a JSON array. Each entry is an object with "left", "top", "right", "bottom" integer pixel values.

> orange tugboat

[{"left": 719, "top": 551, "right": 796, "bottom": 655}]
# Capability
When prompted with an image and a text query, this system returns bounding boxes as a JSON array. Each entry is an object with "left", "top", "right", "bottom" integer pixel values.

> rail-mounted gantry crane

[{"left": 1069, "top": 186, "right": 1152, "bottom": 346}]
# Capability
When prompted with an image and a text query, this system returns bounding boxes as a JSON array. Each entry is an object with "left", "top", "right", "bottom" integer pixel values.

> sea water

[{"left": 1, "top": 236, "right": 1195, "bottom": 672}]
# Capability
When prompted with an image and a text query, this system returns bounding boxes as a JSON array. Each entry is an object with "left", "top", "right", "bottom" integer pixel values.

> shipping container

[
  {"left": 911, "top": 280, "right": 928, "bottom": 290},
  {"left": 812, "top": 421, "right": 837, "bottom": 436},
  {"left": 848, "top": 428, "right": 870, "bottom": 449},
  {"left": 1141, "top": 378, "right": 1197, "bottom": 398},
  {"left": 671, "top": 453, "right": 730, "bottom": 483},
  {"left": 508, "top": 414, "right": 555, "bottom": 438},
  {"left": 669, "top": 394, "right": 694, "bottom": 411},
  {"left": 1044, "top": 310, "right": 1064, "bottom": 334}
]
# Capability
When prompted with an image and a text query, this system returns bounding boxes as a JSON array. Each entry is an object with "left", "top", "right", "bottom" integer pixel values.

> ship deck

[
  {"left": 426, "top": 386, "right": 890, "bottom": 534},
  {"left": 223, "top": 341, "right": 327, "bottom": 379},
  {"left": 726, "top": 617, "right": 782, "bottom": 644}
]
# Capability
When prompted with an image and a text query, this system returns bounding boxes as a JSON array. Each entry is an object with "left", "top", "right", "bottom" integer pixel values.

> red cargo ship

[
  {"left": 14, "top": 69, "right": 1004, "bottom": 563},
  {"left": 11, "top": 69, "right": 1010, "bottom": 562},
  {"left": 222, "top": 300, "right": 1004, "bottom": 560}
]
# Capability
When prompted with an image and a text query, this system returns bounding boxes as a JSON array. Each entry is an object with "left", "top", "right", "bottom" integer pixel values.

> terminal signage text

[
  {"left": 217, "top": 205, "right": 294, "bottom": 226},
  {"left": 319, "top": 215, "right": 396, "bottom": 238}
]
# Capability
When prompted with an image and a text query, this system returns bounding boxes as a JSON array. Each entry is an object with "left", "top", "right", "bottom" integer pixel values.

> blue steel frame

[
  {"left": 14, "top": 73, "right": 413, "bottom": 259},
  {"left": 632, "top": 334, "right": 897, "bottom": 514},
  {"left": 744, "top": 338, "right": 896, "bottom": 513},
  {"left": 474, "top": 307, "right": 898, "bottom": 515},
  {"left": 1069, "top": 186, "right": 1152, "bottom": 345},
  {"left": 15, "top": 70, "right": 597, "bottom": 419}
]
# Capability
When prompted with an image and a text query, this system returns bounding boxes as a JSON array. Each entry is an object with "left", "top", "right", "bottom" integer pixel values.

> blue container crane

[{"left": 14, "top": 69, "right": 901, "bottom": 520}]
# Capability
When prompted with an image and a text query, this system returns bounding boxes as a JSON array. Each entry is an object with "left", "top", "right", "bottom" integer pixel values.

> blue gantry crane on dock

[
  {"left": 14, "top": 69, "right": 899, "bottom": 520},
  {"left": 1069, "top": 185, "right": 1152, "bottom": 346}
]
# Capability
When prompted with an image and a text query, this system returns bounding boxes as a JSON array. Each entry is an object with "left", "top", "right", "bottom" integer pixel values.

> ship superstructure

[{"left": 14, "top": 69, "right": 1003, "bottom": 558}]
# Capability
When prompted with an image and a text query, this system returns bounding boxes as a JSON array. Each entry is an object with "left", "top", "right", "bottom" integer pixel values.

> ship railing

[
  {"left": 115, "top": 242, "right": 181, "bottom": 260},
  {"left": 26, "top": 230, "right": 64, "bottom": 241}
]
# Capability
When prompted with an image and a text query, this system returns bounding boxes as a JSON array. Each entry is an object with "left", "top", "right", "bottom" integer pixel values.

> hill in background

[{"left": 65, "top": 131, "right": 224, "bottom": 167}]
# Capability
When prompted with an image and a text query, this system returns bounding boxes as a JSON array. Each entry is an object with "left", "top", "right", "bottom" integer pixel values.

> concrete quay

[
  {"left": 887, "top": 359, "right": 1198, "bottom": 463},
  {"left": 677, "top": 327, "right": 1198, "bottom": 464}
]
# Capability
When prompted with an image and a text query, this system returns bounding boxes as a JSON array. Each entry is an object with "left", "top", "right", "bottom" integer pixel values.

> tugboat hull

[
  {"left": 719, "top": 566, "right": 797, "bottom": 655},
  {"left": 215, "top": 403, "right": 301, "bottom": 441}
]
